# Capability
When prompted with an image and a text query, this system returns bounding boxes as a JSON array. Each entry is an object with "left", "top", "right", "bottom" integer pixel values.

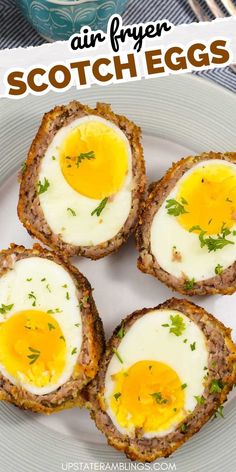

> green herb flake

[
  {"left": 214, "top": 405, "right": 224, "bottom": 419},
  {"left": 71, "top": 347, "right": 77, "bottom": 355},
  {"left": 41, "top": 278, "right": 46, "bottom": 282},
  {"left": 194, "top": 395, "right": 205, "bottom": 405},
  {"left": 91, "top": 197, "right": 108, "bottom": 217},
  {"left": 77, "top": 151, "right": 95, "bottom": 167},
  {"left": 60, "top": 335, "right": 65, "bottom": 342},
  {"left": 190, "top": 342, "right": 196, "bottom": 351},
  {"left": 47, "top": 308, "right": 62, "bottom": 314},
  {"left": 112, "top": 348, "right": 124, "bottom": 364},
  {"left": 215, "top": 264, "right": 223, "bottom": 275},
  {"left": 165, "top": 198, "right": 188, "bottom": 216},
  {"left": 66, "top": 292, "right": 70, "bottom": 300},
  {"left": 74, "top": 323, "right": 80, "bottom": 328},
  {"left": 183, "top": 339, "right": 188, "bottom": 344},
  {"left": 26, "top": 278, "right": 32, "bottom": 282},
  {"left": 0, "top": 303, "right": 14, "bottom": 315},
  {"left": 62, "top": 284, "right": 68, "bottom": 288},
  {"left": 28, "top": 292, "right": 36, "bottom": 307},
  {"left": 117, "top": 323, "right": 125, "bottom": 339},
  {"left": 162, "top": 323, "right": 169, "bottom": 328},
  {"left": 184, "top": 278, "right": 196, "bottom": 291},
  {"left": 114, "top": 392, "right": 122, "bottom": 401},
  {"left": 169, "top": 314, "right": 186, "bottom": 337},
  {"left": 210, "top": 379, "right": 224, "bottom": 394},
  {"left": 67, "top": 208, "right": 76, "bottom": 216},
  {"left": 150, "top": 392, "right": 168, "bottom": 404},
  {"left": 180, "top": 424, "right": 187, "bottom": 433},
  {"left": 52, "top": 156, "right": 56, "bottom": 161},
  {"left": 48, "top": 323, "right": 56, "bottom": 331},
  {"left": 37, "top": 178, "right": 50, "bottom": 195},
  {"left": 21, "top": 162, "right": 27, "bottom": 174},
  {"left": 27, "top": 347, "right": 40, "bottom": 365},
  {"left": 181, "top": 383, "right": 187, "bottom": 390},
  {"left": 46, "top": 284, "right": 51, "bottom": 293}
]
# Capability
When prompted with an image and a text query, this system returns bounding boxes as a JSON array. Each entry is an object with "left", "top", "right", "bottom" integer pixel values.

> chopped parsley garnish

[
  {"left": 210, "top": 379, "right": 224, "bottom": 394},
  {"left": 62, "top": 284, "right": 68, "bottom": 288},
  {"left": 67, "top": 208, "right": 76, "bottom": 216},
  {"left": 114, "top": 392, "right": 122, "bottom": 401},
  {"left": 77, "top": 151, "right": 95, "bottom": 167},
  {"left": 117, "top": 323, "right": 125, "bottom": 339},
  {"left": 181, "top": 383, "right": 187, "bottom": 390},
  {"left": 66, "top": 292, "right": 70, "bottom": 300},
  {"left": 150, "top": 392, "right": 168, "bottom": 404},
  {"left": 71, "top": 348, "right": 77, "bottom": 355},
  {"left": 47, "top": 308, "right": 62, "bottom": 314},
  {"left": 41, "top": 278, "right": 46, "bottom": 282},
  {"left": 74, "top": 323, "right": 80, "bottom": 328},
  {"left": 21, "top": 162, "right": 27, "bottom": 174},
  {"left": 215, "top": 264, "right": 223, "bottom": 275},
  {"left": 79, "top": 295, "right": 89, "bottom": 309},
  {"left": 214, "top": 405, "right": 224, "bottom": 418},
  {"left": 190, "top": 342, "right": 196, "bottom": 351},
  {"left": 211, "top": 361, "right": 217, "bottom": 368},
  {"left": 37, "top": 178, "right": 50, "bottom": 195},
  {"left": 28, "top": 292, "right": 36, "bottom": 307},
  {"left": 180, "top": 424, "right": 187, "bottom": 432},
  {"left": 184, "top": 278, "right": 196, "bottom": 291},
  {"left": 170, "top": 314, "right": 186, "bottom": 336},
  {"left": 183, "top": 339, "right": 188, "bottom": 344},
  {"left": 192, "top": 223, "right": 234, "bottom": 252},
  {"left": 112, "top": 348, "right": 123, "bottom": 364},
  {"left": 60, "top": 335, "right": 65, "bottom": 342},
  {"left": 26, "top": 278, "right": 32, "bottom": 282},
  {"left": 48, "top": 323, "right": 56, "bottom": 331},
  {"left": 194, "top": 395, "right": 205, "bottom": 405},
  {"left": 0, "top": 303, "right": 14, "bottom": 314},
  {"left": 162, "top": 315, "right": 186, "bottom": 336},
  {"left": 226, "top": 197, "right": 232, "bottom": 203},
  {"left": 52, "top": 156, "right": 56, "bottom": 161},
  {"left": 165, "top": 197, "right": 188, "bottom": 216},
  {"left": 46, "top": 284, "right": 51, "bottom": 293},
  {"left": 91, "top": 197, "right": 108, "bottom": 217},
  {"left": 27, "top": 347, "right": 40, "bottom": 365}
]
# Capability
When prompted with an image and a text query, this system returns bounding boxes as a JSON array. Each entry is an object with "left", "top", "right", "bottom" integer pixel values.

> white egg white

[
  {"left": 151, "top": 160, "right": 236, "bottom": 281},
  {"left": 38, "top": 115, "right": 133, "bottom": 246},
  {"left": 0, "top": 257, "right": 82, "bottom": 396},
  {"left": 104, "top": 309, "right": 208, "bottom": 438}
]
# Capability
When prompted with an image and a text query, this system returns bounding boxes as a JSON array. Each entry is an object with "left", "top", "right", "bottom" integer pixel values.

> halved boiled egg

[
  {"left": 18, "top": 102, "right": 146, "bottom": 259},
  {"left": 0, "top": 244, "right": 104, "bottom": 413},
  {"left": 137, "top": 152, "right": 236, "bottom": 295},
  {"left": 89, "top": 298, "right": 236, "bottom": 462}
]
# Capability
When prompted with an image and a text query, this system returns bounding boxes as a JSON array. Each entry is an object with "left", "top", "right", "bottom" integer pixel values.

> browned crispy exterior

[
  {"left": 18, "top": 101, "right": 146, "bottom": 260},
  {"left": 0, "top": 244, "right": 105, "bottom": 414},
  {"left": 136, "top": 151, "right": 236, "bottom": 296},
  {"left": 87, "top": 298, "right": 236, "bottom": 462}
]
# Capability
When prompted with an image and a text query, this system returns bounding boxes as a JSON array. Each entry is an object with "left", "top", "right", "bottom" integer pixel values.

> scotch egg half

[
  {"left": 0, "top": 244, "right": 104, "bottom": 413},
  {"left": 89, "top": 299, "right": 236, "bottom": 462},
  {"left": 18, "top": 102, "right": 146, "bottom": 259},
  {"left": 137, "top": 152, "right": 236, "bottom": 295}
]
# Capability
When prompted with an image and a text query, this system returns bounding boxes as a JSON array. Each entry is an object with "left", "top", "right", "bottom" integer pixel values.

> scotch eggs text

[
  {"left": 89, "top": 299, "right": 236, "bottom": 462},
  {"left": 137, "top": 152, "right": 236, "bottom": 295},
  {"left": 18, "top": 102, "right": 146, "bottom": 259},
  {"left": 0, "top": 244, "right": 104, "bottom": 413}
]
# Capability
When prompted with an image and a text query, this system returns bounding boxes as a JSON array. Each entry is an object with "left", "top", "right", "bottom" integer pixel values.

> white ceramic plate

[{"left": 0, "top": 75, "right": 236, "bottom": 472}]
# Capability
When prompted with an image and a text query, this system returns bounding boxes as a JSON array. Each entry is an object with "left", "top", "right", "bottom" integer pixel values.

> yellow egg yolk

[
  {"left": 177, "top": 163, "right": 236, "bottom": 235},
  {"left": 110, "top": 360, "right": 185, "bottom": 434},
  {"left": 0, "top": 310, "right": 66, "bottom": 388},
  {"left": 60, "top": 120, "right": 129, "bottom": 200}
]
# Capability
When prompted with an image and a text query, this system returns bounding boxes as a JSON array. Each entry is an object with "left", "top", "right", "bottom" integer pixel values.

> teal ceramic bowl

[{"left": 18, "top": 0, "right": 128, "bottom": 41}]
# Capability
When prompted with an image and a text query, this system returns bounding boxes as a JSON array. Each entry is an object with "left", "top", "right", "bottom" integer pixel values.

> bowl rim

[{"left": 44, "top": 0, "right": 108, "bottom": 5}]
